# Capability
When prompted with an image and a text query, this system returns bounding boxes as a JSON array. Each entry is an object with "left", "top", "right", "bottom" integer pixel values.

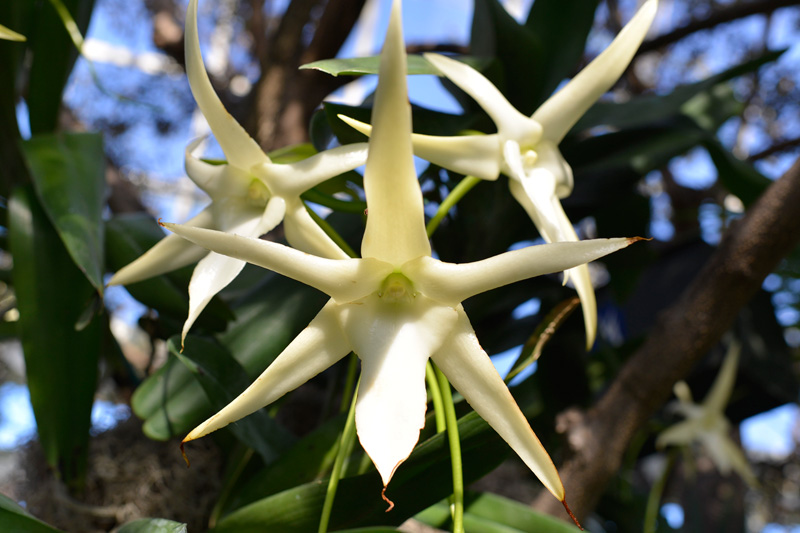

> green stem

[
  {"left": 302, "top": 189, "right": 367, "bottom": 214},
  {"left": 319, "top": 378, "right": 360, "bottom": 533},
  {"left": 433, "top": 363, "right": 464, "bottom": 533},
  {"left": 340, "top": 353, "right": 359, "bottom": 414},
  {"left": 425, "top": 361, "right": 446, "bottom": 434},
  {"left": 426, "top": 175, "right": 481, "bottom": 238},
  {"left": 305, "top": 204, "right": 358, "bottom": 258},
  {"left": 643, "top": 449, "right": 677, "bottom": 533}
]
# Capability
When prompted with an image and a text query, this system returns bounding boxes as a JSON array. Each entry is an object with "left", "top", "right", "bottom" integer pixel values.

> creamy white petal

[
  {"left": 265, "top": 143, "right": 368, "bottom": 197},
  {"left": 339, "top": 115, "right": 503, "bottom": 182},
  {"left": 424, "top": 53, "right": 540, "bottom": 144},
  {"left": 716, "top": 434, "right": 758, "bottom": 487},
  {"left": 283, "top": 198, "right": 349, "bottom": 260},
  {"left": 162, "top": 222, "right": 393, "bottom": 302},
  {"left": 108, "top": 208, "right": 214, "bottom": 286},
  {"left": 184, "top": 300, "right": 350, "bottom": 442},
  {"left": 338, "top": 293, "right": 458, "bottom": 485},
  {"left": 703, "top": 341, "right": 740, "bottom": 414},
  {"left": 186, "top": 0, "right": 269, "bottom": 171},
  {"left": 360, "top": 0, "right": 430, "bottom": 265},
  {"left": 184, "top": 137, "right": 256, "bottom": 200},
  {"left": 655, "top": 419, "right": 701, "bottom": 449},
  {"left": 431, "top": 306, "right": 564, "bottom": 501},
  {"left": 407, "top": 238, "right": 636, "bottom": 305},
  {"left": 532, "top": 0, "right": 658, "bottom": 142}
]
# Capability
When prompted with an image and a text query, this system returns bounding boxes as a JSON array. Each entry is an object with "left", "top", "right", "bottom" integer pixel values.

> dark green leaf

[
  {"left": 170, "top": 335, "right": 295, "bottom": 464},
  {"left": 115, "top": 518, "right": 187, "bottom": 533},
  {"left": 704, "top": 140, "right": 771, "bottom": 207},
  {"left": 0, "top": 493, "right": 64, "bottom": 533},
  {"left": 8, "top": 185, "right": 101, "bottom": 490},
  {"left": 525, "top": 0, "right": 599, "bottom": 107},
  {"left": 22, "top": 132, "right": 106, "bottom": 294}
]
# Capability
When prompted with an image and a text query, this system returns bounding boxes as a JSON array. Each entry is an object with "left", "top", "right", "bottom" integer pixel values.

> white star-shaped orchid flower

[
  {"left": 108, "top": 0, "right": 368, "bottom": 343},
  {"left": 341, "top": 0, "right": 657, "bottom": 349},
  {"left": 657, "top": 342, "right": 758, "bottom": 487},
  {"left": 168, "top": 0, "right": 640, "bottom": 515}
]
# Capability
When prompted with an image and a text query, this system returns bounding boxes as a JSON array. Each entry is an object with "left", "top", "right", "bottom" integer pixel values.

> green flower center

[
  {"left": 247, "top": 179, "right": 270, "bottom": 207},
  {"left": 378, "top": 272, "right": 417, "bottom": 302}
]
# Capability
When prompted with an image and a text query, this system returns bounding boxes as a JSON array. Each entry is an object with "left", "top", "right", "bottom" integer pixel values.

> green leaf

[
  {"left": 22, "top": 132, "right": 106, "bottom": 294},
  {"left": 704, "top": 140, "right": 771, "bottom": 207},
  {"left": 8, "top": 185, "right": 101, "bottom": 490},
  {"left": 525, "top": 0, "right": 599, "bottom": 108},
  {"left": 170, "top": 335, "right": 296, "bottom": 464},
  {"left": 115, "top": 518, "right": 187, "bottom": 533},
  {"left": 212, "top": 412, "right": 510, "bottom": 532},
  {"left": 0, "top": 493, "right": 64, "bottom": 533},
  {"left": 300, "top": 55, "right": 485, "bottom": 77},
  {"left": 27, "top": 0, "right": 96, "bottom": 134},
  {"left": 0, "top": 23, "right": 25, "bottom": 41},
  {"left": 471, "top": 0, "right": 541, "bottom": 115}
]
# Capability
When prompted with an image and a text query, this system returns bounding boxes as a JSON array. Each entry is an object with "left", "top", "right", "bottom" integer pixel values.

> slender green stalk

[
  {"left": 305, "top": 204, "right": 358, "bottom": 258},
  {"left": 425, "top": 361, "right": 446, "bottom": 433},
  {"left": 319, "top": 379, "right": 361, "bottom": 533},
  {"left": 302, "top": 188, "right": 367, "bottom": 214},
  {"left": 340, "top": 353, "right": 359, "bottom": 414},
  {"left": 426, "top": 175, "right": 481, "bottom": 238},
  {"left": 433, "top": 364, "right": 464, "bottom": 533},
  {"left": 643, "top": 450, "right": 677, "bottom": 533}
]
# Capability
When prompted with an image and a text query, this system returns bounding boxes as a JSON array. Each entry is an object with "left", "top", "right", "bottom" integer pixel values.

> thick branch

[
  {"left": 638, "top": 0, "right": 800, "bottom": 55},
  {"left": 533, "top": 157, "right": 800, "bottom": 519},
  {"left": 748, "top": 136, "right": 800, "bottom": 161}
]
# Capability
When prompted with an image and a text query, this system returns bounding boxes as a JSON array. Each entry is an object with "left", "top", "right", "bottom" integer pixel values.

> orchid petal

[
  {"left": 184, "top": 300, "right": 350, "bottom": 442},
  {"left": 162, "top": 222, "right": 393, "bottom": 302},
  {"left": 185, "top": 137, "right": 255, "bottom": 199},
  {"left": 339, "top": 115, "right": 503, "bottom": 182},
  {"left": 283, "top": 199, "right": 349, "bottom": 260},
  {"left": 265, "top": 143, "right": 369, "bottom": 197},
  {"left": 338, "top": 294, "right": 458, "bottom": 485},
  {"left": 108, "top": 207, "right": 214, "bottom": 286},
  {"left": 656, "top": 419, "right": 700, "bottom": 449},
  {"left": 407, "top": 237, "right": 636, "bottom": 305},
  {"left": 186, "top": 0, "right": 269, "bottom": 171},
  {"left": 424, "top": 53, "right": 540, "bottom": 143},
  {"left": 432, "top": 306, "right": 564, "bottom": 501},
  {"left": 532, "top": 0, "right": 658, "bottom": 142},
  {"left": 180, "top": 200, "right": 284, "bottom": 342},
  {"left": 717, "top": 435, "right": 758, "bottom": 487},
  {"left": 703, "top": 341, "right": 740, "bottom": 414},
  {"left": 360, "top": 0, "right": 430, "bottom": 265}
]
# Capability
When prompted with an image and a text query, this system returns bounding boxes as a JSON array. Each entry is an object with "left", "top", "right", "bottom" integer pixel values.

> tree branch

[
  {"left": 638, "top": 0, "right": 800, "bottom": 55},
  {"left": 533, "top": 156, "right": 800, "bottom": 520}
]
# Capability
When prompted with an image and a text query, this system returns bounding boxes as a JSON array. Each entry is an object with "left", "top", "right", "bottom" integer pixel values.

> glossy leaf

[
  {"left": 8, "top": 185, "right": 101, "bottom": 490},
  {"left": 0, "top": 23, "right": 25, "bottom": 41},
  {"left": 171, "top": 335, "right": 296, "bottom": 464},
  {"left": 704, "top": 140, "right": 771, "bottom": 207},
  {"left": 22, "top": 132, "right": 106, "bottom": 294},
  {"left": 0, "top": 493, "right": 64, "bottom": 533},
  {"left": 116, "top": 518, "right": 188, "bottom": 533},
  {"left": 525, "top": 0, "right": 599, "bottom": 108},
  {"left": 212, "top": 412, "right": 510, "bottom": 532}
]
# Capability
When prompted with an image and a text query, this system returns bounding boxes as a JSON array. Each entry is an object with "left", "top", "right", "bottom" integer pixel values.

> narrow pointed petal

[
  {"left": 425, "top": 53, "right": 539, "bottom": 142},
  {"left": 338, "top": 294, "right": 458, "bottom": 485},
  {"left": 655, "top": 419, "right": 700, "bottom": 449},
  {"left": 571, "top": 264, "right": 597, "bottom": 349},
  {"left": 184, "top": 300, "right": 350, "bottom": 441},
  {"left": 431, "top": 306, "right": 565, "bottom": 501},
  {"left": 704, "top": 341, "right": 740, "bottom": 414},
  {"left": 533, "top": 0, "right": 658, "bottom": 142},
  {"left": 108, "top": 208, "right": 214, "bottom": 286},
  {"left": 407, "top": 237, "right": 637, "bottom": 305},
  {"left": 266, "top": 143, "right": 369, "bottom": 197},
  {"left": 360, "top": 0, "right": 430, "bottom": 265},
  {"left": 716, "top": 435, "right": 758, "bottom": 487},
  {"left": 186, "top": 0, "right": 269, "bottom": 171},
  {"left": 162, "top": 222, "right": 393, "bottom": 302},
  {"left": 339, "top": 115, "right": 503, "bottom": 182},
  {"left": 283, "top": 199, "right": 349, "bottom": 260},
  {"left": 182, "top": 252, "right": 247, "bottom": 342},
  {"left": 185, "top": 137, "right": 254, "bottom": 199}
]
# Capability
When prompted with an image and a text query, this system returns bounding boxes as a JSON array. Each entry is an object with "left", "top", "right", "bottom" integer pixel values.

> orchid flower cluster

[{"left": 110, "top": 0, "right": 657, "bottom": 521}]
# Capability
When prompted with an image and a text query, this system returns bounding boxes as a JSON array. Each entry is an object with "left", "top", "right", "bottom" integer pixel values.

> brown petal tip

[
  {"left": 627, "top": 236, "right": 652, "bottom": 245},
  {"left": 179, "top": 442, "right": 191, "bottom": 468},
  {"left": 381, "top": 487, "right": 395, "bottom": 512},
  {"left": 562, "top": 499, "right": 583, "bottom": 530}
]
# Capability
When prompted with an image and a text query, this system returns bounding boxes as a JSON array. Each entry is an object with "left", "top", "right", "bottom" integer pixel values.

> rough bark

[{"left": 533, "top": 157, "right": 800, "bottom": 520}]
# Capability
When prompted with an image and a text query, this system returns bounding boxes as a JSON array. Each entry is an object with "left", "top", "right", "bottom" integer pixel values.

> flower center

[
  {"left": 521, "top": 149, "right": 538, "bottom": 169},
  {"left": 378, "top": 272, "right": 417, "bottom": 303},
  {"left": 247, "top": 179, "right": 270, "bottom": 207}
]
